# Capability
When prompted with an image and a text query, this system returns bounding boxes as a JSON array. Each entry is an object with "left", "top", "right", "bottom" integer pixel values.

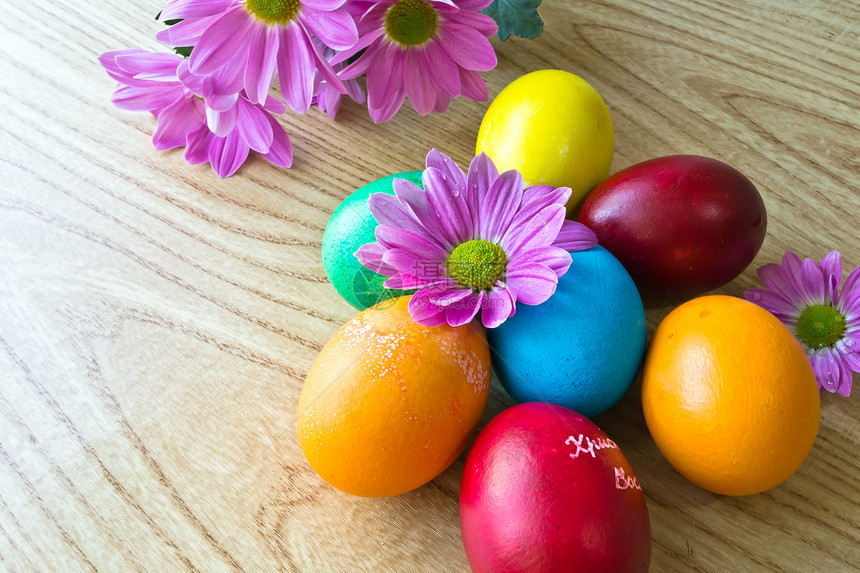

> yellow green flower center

[
  {"left": 796, "top": 304, "right": 846, "bottom": 349},
  {"left": 384, "top": 0, "right": 439, "bottom": 46},
  {"left": 244, "top": 0, "right": 300, "bottom": 25},
  {"left": 447, "top": 240, "right": 507, "bottom": 291}
]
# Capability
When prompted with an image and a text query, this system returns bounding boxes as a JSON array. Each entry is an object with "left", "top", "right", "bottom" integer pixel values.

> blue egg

[{"left": 487, "top": 246, "right": 646, "bottom": 417}]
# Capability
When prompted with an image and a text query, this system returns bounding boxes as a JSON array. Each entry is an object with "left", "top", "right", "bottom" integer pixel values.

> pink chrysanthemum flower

[
  {"left": 336, "top": 0, "right": 498, "bottom": 123},
  {"left": 356, "top": 150, "right": 598, "bottom": 328},
  {"left": 99, "top": 49, "right": 292, "bottom": 178},
  {"left": 745, "top": 250, "right": 860, "bottom": 396},
  {"left": 155, "top": 0, "right": 357, "bottom": 113}
]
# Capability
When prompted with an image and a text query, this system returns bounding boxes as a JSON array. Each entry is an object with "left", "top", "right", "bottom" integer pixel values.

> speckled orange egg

[{"left": 297, "top": 296, "right": 492, "bottom": 497}]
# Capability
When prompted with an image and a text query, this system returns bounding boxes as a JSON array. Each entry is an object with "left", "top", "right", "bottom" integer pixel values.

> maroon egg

[
  {"left": 578, "top": 155, "right": 767, "bottom": 297},
  {"left": 460, "top": 403, "right": 651, "bottom": 573}
]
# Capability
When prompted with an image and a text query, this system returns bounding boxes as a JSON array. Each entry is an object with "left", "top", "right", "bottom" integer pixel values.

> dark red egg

[
  {"left": 460, "top": 403, "right": 651, "bottom": 573},
  {"left": 578, "top": 155, "right": 767, "bottom": 297}
]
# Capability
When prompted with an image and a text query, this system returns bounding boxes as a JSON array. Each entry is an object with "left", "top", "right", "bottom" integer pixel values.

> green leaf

[{"left": 482, "top": 0, "right": 544, "bottom": 41}]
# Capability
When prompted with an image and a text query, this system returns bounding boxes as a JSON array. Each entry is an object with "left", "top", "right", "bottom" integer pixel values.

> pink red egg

[
  {"left": 578, "top": 155, "right": 766, "bottom": 297},
  {"left": 460, "top": 403, "right": 651, "bottom": 573}
]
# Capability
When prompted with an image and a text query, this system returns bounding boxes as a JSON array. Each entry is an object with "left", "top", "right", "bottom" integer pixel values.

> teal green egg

[{"left": 322, "top": 171, "right": 424, "bottom": 310}]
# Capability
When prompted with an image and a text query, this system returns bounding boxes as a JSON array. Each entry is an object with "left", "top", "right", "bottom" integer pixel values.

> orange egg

[
  {"left": 297, "top": 296, "right": 491, "bottom": 497},
  {"left": 642, "top": 295, "right": 820, "bottom": 495}
]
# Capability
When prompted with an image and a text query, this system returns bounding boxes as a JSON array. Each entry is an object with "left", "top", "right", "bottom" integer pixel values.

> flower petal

[
  {"left": 424, "top": 167, "right": 472, "bottom": 244},
  {"left": 188, "top": 6, "right": 253, "bottom": 75},
  {"left": 382, "top": 248, "right": 446, "bottom": 278},
  {"left": 465, "top": 152, "right": 498, "bottom": 234},
  {"left": 260, "top": 113, "right": 293, "bottom": 167},
  {"left": 505, "top": 262, "right": 558, "bottom": 305},
  {"left": 504, "top": 204, "right": 566, "bottom": 258},
  {"left": 278, "top": 24, "right": 315, "bottom": 113},
  {"left": 369, "top": 86, "right": 407, "bottom": 123},
  {"left": 262, "top": 94, "right": 287, "bottom": 115},
  {"left": 479, "top": 169, "right": 524, "bottom": 243},
  {"left": 156, "top": 14, "right": 222, "bottom": 47},
  {"left": 812, "top": 350, "right": 851, "bottom": 395},
  {"left": 300, "top": 22, "right": 348, "bottom": 93},
  {"left": 236, "top": 100, "right": 274, "bottom": 153},
  {"left": 208, "top": 131, "right": 250, "bottom": 178},
  {"left": 244, "top": 24, "right": 280, "bottom": 104},
  {"left": 553, "top": 220, "right": 597, "bottom": 252},
  {"left": 443, "top": 8, "right": 498, "bottom": 36},
  {"left": 300, "top": 5, "right": 358, "bottom": 51},
  {"left": 839, "top": 290, "right": 860, "bottom": 322},
  {"left": 356, "top": 242, "right": 397, "bottom": 276},
  {"left": 744, "top": 289, "right": 802, "bottom": 322},
  {"left": 115, "top": 51, "right": 183, "bottom": 82},
  {"left": 392, "top": 177, "right": 427, "bottom": 208},
  {"left": 160, "top": 0, "right": 232, "bottom": 21},
  {"left": 842, "top": 348, "right": 860, "bottom": 375},
  {"left": 403, "top": 49, "right": 437, "bottom": 115},
  {"left": 818, "top": 251, "right": 842, "bottom": 306},
  {"left": 408, "top": 292, "right": 449, "bottom": 326},
  {"left": 111, "top": 85, "right": 183, "bottom": 112},
  {"left": 458, "top": 68, "right": 488, "bottom": 101},
  {"left": 333, "top": 28, "right": 384, "bottom": 68},
  {"left": 780, "top": 251, "right": 816, "bottom": 305},
  {"left": 368, "top": 192, "right": 430, "bottom": 237},
  {"left": 758, "top": 260, "right": 805, "bottom": 309},
  {"left": 481, "top": 284, "right": 515, "bottom": 328},
  {"left": 800, "top": 258, "right": 826, "bottom": 305},
  {"left": 445, "top": 291, "right": 484, "bottom": 326},
  {"left": 302, "top": 0, "right": 347, "bottom": 10},
  {"left": 391, "top": 176, "right": 450, "bottom": 245},
  {"left": 366, "top": 42, "right": 405, "bottom": 111},
  {"left": 184, "top": 125, "right": 213, "bottom": 164},
  {"left": 456, "top": 0, "right": 495, "bottom": 11},
  {"left": 838, "top": 266, "right": 860, "bottom": 314},
  {"left": 206, "top": 104, "right": 238, "bottom": 137},
  {"left": 384, "top": 273, "right": 446, "bottom": 290},
  {"left": 520, "top": 247, "right": 573, "bottom": 278},
  {"left": 99, "top": 49, "right": 149, "bottom": 83},
  {"left": 426, "top": 149, "right": 466, "bottom": 191},
  {"left": 430, "top": 284, "right": 472, "bottom": 307},
  {"left": 424, "top": 41, "right": 461, "bottom": 97},
  {"left": 506, "top": 185, "right": 571, "bottom": 237},
  {"left": 375, "top": 224, "right": 449, "bottom": 263},
  {"left": 438, "top": 21, "right": 497, "bottom": 71},
  {"left": 152, "top": 96, "right": 203, "bottom": 151},
  {"left": 432, "top": 89, "right": 451, "bottom": 113},
  {"left": 835, "top": 355, "right": 854, "bottom": 396}
]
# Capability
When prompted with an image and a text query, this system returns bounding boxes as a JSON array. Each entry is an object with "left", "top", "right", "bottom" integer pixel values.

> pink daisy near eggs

[
  {"left": 336, "top": 0, "right": 499, "bottom": 123},
  {"left": 745, "top": 250, "right": 860, "bottom": 396},
  {"left": 156, "top": 0, "right": 357, "bottom": 113},
  {"left": 356, "top": 150, "right": 598, "bottom": 328},
  {"left": 99, "top": 49, "right": 292, "bottom": 178}
]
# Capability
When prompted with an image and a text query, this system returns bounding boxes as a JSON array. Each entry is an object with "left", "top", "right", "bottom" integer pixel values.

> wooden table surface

[{"left": 2, "top": 0, "right": 859, "bottom": 571}]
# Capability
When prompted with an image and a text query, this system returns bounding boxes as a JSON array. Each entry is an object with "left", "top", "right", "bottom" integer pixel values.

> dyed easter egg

[
  {"left": 643, "top": 296, "right": 819, "bottom": 495},
  {"left": 487, "top": 246, "right": 646, "bottom": 417},
  {"left": 460, "top": 402, "right": 651, "bottom": 573},
  {"left": 298, "top": 296, "right": 491, "bottom": 497},
  {"left": 578, "top": 155, "right": 767, "bottom": 298},
  {"left": 322, "top": 171, "right": 423, "bottom": 309},
  {"left": 476, "top": 69, "right": 614, "bottom": 214}
]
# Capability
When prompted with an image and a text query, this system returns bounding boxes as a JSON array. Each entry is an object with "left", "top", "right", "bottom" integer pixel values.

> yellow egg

[{"left": 476, "top": 70, "right": 614, "bottom": 214}]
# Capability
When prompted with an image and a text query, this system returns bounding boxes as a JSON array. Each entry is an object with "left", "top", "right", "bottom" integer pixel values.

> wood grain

[{"left": 1, "top": 0, "right": 858, "bottom": 570}]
